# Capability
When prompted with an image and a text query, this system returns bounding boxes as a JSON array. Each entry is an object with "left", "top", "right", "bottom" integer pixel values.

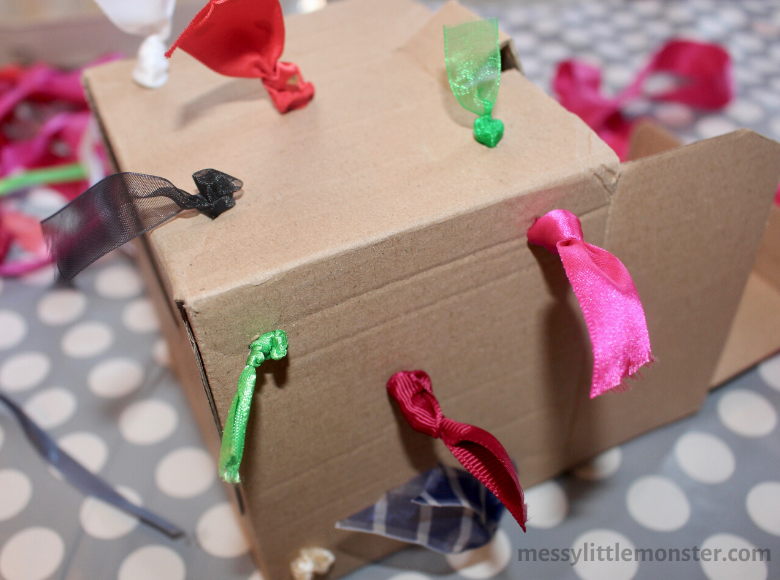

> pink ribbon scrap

[
  {"left": 554, "top": 39, "right": 733, "bottom": 161},
  {"left": 528, "top": 209, "right": 653, "bottom": 398}
]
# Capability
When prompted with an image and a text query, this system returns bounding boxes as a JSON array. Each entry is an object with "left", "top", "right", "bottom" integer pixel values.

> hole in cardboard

[{"left": 500, "top": 41, "right": 520, "bottom": 73}]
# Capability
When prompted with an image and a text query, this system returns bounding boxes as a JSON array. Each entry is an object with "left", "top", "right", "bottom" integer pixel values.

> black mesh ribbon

[{"left": 42, "top": 169, "right": 243, "bottom": 280}]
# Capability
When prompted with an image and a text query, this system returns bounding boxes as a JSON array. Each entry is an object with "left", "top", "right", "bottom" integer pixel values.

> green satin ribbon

[
  {"left": 219, "top": 330, "right": 288, "bottom": 483},
  {"left": 444, "top": 18, "right": 504, "bottom": 147}
]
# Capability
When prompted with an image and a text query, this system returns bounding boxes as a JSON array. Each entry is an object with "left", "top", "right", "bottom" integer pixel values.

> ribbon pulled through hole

[
  {"left": 444, "top": 18, "right": 504, "bottom": 147},
  {"left": 41, "top": 169, "right": 242, "bottom": 280},
  {"left": 527, "top": 209, "right": 653, "bottom": 397},
  {"left": 387, "top": 370, "right": 527, "bottom": 531}
]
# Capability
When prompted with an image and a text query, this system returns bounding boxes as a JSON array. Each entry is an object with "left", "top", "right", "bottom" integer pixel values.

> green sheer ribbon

[
  {"left": 219, "top": 330, "right": 288, "bottom": 483},
  {"left": 444, "top": 18, "right": 504, "bottom": 147}
]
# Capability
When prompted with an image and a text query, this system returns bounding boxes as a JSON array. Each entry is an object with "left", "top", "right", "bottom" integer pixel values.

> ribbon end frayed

[
  {"left": 219, "top": 463, "right": 241, "bottom": 484},
  {"left": 589, "top": 351, "right": 655, "bottom": 399}
]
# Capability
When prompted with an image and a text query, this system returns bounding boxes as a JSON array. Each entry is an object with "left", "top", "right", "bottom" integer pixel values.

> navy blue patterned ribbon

[
  {"left": 0, "top": 391, "right": 184, "bottom": 539},
  {"left": 336, "top": 464, "right": 504, "bottom": 554}
]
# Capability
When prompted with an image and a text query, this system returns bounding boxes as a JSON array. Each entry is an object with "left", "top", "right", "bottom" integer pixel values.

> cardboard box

[
  {"left": 627, "top": 121, "right": 780, "bottom": 386},
  {"left": 82, "top": 1, "right": 780, "bottom": 578}
]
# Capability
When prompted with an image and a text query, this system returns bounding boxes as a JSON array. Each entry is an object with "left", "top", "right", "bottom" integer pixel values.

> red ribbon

[
  {"left": 528, "top": 210, "right": 653, "bottom": 398},
  {"left": 387, "top": 370, "right": 527, "bottom": 530},
  {"left": 166, "top": 0, "right": 314, "bottom": 114},
  {"left": 554, "top": 39, "right": 732, "bottom": 160}
]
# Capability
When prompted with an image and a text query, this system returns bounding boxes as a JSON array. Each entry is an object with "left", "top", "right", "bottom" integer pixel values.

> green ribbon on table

[
  {"left": 444, "top": 18, "right": 504, "bottom": 147},
  {"left": 219, "top": 330, "right": 288, "bottom": 483}
]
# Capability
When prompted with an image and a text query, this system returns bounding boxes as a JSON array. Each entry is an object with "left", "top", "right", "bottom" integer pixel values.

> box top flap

[
  {"left": 626, "top": 120, "right": 681, "bottom": 160},
  {"left": 608, "top": 128, "right": 780, "bottom": 392},
  {"left": 400, "top": 0, "right": 515, "bottom": 79},
  {"left": 82, "top": 0, "right": 617, "bottom": 304}
]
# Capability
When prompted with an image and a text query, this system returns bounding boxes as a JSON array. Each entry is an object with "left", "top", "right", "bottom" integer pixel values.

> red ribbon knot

[
  {"left": 387, "top": 370, "right": 527, "bottom": 530},
  {"left": 165, "top": 0, "right": 314, "bottom": 114},
  {"left": 528, "top": 209, "right": 653, "bottom": 398}
]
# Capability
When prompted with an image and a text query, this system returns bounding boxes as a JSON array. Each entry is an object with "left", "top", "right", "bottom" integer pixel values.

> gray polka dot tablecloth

[{"left": 2, "top": 0, "right": 780, "bottom": 579}]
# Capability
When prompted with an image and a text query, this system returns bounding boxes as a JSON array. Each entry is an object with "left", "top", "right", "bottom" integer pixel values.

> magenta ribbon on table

[
  {"left": 553, "top": 39, "right": 732, "bottom": 161},
  {"left": 528, "top": 209, "right": 653, "bottom": 398}
]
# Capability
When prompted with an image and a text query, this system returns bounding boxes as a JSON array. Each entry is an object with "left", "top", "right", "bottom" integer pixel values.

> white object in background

[
  {"left": 290, "top": 548, "right": 335, "bottom": 580},
  {"left": 92, "top": 0, "right": 176, "bottom": 88}
]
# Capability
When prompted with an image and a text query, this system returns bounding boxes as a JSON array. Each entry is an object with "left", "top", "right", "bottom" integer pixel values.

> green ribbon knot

[
  {"left": 219, "top": 330, "right": 288, "bottom": 483},
  {"left": 444, "top": 18, "right": 504, "bottom": 147}
]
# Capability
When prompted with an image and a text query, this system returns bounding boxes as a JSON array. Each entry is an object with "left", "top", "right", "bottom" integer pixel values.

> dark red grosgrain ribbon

[
  {"left": 165, "top": 0, "right": 314, "bottom": 113},
  {"left": 387, "top": 370, "right": 527, "bottom": 530}
]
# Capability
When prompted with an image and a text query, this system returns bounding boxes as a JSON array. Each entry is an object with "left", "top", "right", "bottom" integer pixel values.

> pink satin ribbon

[
  {"left": 554, "top": 39, "right": 732, "bottom": 161},
  {"left": 528, "top": 209, "right": 653, "bottom": 397}
]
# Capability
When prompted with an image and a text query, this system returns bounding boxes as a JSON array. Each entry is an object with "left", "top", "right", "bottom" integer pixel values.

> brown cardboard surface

[
  {"left": 83, "top": 1, "right": 780, "bottom": 578},
  {"left": 711, "top": 271, "right": 780, "bottom": 384},
  {"left": 755, "top": 204, "right": 780, "bottom": 290},
  {"left": 628, "top": 121, "right": 780, "bottom": 388}
]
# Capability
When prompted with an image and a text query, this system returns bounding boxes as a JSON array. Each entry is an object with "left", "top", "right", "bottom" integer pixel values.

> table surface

[{"left": 2, "top": 1, "right": 780, "bottom": 580}]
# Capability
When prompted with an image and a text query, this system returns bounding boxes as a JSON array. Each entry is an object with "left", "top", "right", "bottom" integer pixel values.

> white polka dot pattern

[
  {"left": 61, "top": 321, "right": 114, "bottom": 358},
  {"left": 118, "top": 399, "right": 178, "bottom": 445},
  {"left": 122, "top": 299, "right": 160, "bottom": 333},
  {"left": 56, "top": 432, "right": 108, "bottom": 474},
  {"left": 22, "top": 387, "right": 77, "bottom": 429},
  {"left": 570, "top": 529, "right": 638, "bottom": 580},
  {"left": 88, "top": 358, "right": 144, "bottom": 399},
  {"left": 524, "top": 480, "right": 568, "bottom": 529},
  {"left": 674, "top": 431, "right": 735, "bottom": 484},
  {"left": 444, "top": 530, "right": 512, "bottom": 579},
  {"left": 155, "top": 447, "right": 215, "bottom": 498},
  {"left": 0, "top": 310, "right": 26, "bottom": 350},
  {"left": 700, "top": 533, "right": 768, "bottom": 580},
  {"left": 94, "top": 264, "right": 143, "bottom": 299},
  {"left": 196, "top": 503, "right": 250, "bottom": 558},
  {"left": 0, "top": 352, "right": 50, "bottom": 392},
  {"left": 746, "top": 482, "right": 780, "bottom": 536},
  {"left": 0, "top": 527, "right": 64, "bottom": 580},
  {"left": 718, "top": 389, "right": 777, "bottom": 437},
  {"left": 0, "top": 470, "right": 32, "bottom": 521},
  {"left": 626, "top": 476, "right": 690, "bottom": 531},
  {"left": 80, "top": 486, "right": 141, "bottom": 539},
  {"left": 36, "top": 289, "right": 87, "bottom": 326},
  {"left": 118, "top": 545, "right": 186, "bottom": 580}
]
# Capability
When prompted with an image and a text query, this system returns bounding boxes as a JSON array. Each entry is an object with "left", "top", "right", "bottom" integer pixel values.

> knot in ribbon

[
  {"left": 246, "top": 329, "right": 288, "bottom": 367},
  {"left": 387, "top": 370, "right": 527, "bottom": 530},
  {"left": 554, "top": 39, "right": 732, "bottom": 160},
  {"left": 262, "top": 61, "right": 316, "bottom": 115},
  {"left": 220, "top": 330, "right": 288, "bottom": 483},
  {"left": 166, "top": 0, "right": 314, "bottom": 114},
  {"left": 528, "top": 210, "right": 653, "bottom": 398}
]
